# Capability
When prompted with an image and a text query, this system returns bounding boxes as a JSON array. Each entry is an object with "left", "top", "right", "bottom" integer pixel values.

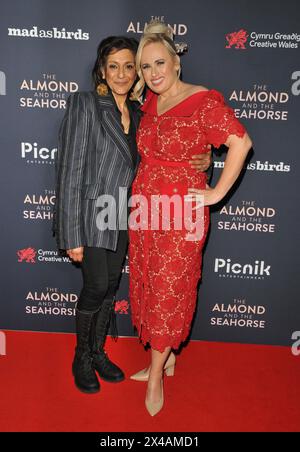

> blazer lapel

[
  {"left": 93, "top": 91, "right": 134, "bottom": 168},
  {"left": 127, "top": 99, "right": 141, "bottom": 172},
  {"left": 128, "top": 99, "right": 142, "bottom": 130}
]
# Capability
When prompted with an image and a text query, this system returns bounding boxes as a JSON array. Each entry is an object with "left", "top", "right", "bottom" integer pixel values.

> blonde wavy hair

[{"left": 132, "top": 21, "right": 180, "bottom": 101}]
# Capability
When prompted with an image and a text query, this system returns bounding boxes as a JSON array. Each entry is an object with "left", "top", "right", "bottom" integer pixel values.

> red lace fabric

[{"left": 129, "top": 89, "right": 246, "bottom": 352}]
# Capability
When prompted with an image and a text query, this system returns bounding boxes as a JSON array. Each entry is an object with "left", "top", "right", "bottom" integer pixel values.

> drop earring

[{"left": 96, "top": 76, "right": 108, "bottom": 96}]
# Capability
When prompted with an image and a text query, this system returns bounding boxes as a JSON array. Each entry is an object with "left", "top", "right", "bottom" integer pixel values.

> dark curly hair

[{"left": 92, "top": 36, "right": 139, "bottom": 89}]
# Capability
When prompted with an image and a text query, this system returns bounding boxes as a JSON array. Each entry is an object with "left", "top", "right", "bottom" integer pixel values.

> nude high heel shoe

[
  {"left": 130, "top": 352, "right": 176, "bottom": 381},
  {"left": 145, "top": 379, "right": 164, "bottom": 417}
]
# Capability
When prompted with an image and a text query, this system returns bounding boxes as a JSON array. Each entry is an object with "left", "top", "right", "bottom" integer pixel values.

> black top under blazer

[{"left": 54, "top": 91, "right": 141, "bottom": 251}]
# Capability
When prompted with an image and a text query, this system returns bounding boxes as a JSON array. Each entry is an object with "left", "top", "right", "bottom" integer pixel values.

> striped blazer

[{"left": 54, "top": 91, "right": 141, "bottom": 251}]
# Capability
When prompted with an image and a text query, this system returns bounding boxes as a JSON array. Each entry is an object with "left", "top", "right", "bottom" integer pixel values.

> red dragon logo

[
  {"left": 114, "top": 299, "right": 129, "bottom": 314},
  {"left": 17, "top": 247, "right": 36, "bottom": 263},
  {"left": 226, "top": 29, "right": 248, "bottom": 49}
]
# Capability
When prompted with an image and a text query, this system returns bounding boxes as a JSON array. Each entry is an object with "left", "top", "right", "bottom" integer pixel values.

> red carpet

[{"left": 0, "top": 330, "right": 299, "bottom": 432}]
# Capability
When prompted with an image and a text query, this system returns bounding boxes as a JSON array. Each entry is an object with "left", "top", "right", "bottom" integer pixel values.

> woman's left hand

[{"left": 186, "top": 184, "right": 223, "bottom": 207}]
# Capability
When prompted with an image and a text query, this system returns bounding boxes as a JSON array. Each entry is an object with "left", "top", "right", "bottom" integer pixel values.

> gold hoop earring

[{"left": 96, "top": 82, "right": 109, "bottom": 96}]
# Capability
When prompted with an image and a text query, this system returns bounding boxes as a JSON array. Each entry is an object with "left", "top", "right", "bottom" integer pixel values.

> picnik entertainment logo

[
  {"left": 21, "top": 141, "right": 57, "bottom": 165},
  {"left": 214, "top": 258, "right": 271, "bottom": 280}
]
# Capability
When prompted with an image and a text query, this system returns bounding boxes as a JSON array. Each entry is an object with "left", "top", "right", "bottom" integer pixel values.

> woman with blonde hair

[{"left": 129, "top": 21, "right": 252, "bottom": 415}]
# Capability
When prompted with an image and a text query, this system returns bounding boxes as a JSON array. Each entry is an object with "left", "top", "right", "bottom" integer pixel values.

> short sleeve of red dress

[{"left": 199, "top": 89, "right": 246, "bottom": 148}]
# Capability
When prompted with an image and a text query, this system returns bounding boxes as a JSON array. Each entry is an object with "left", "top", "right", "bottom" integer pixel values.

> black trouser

[{"left": 77, "top": 231, "right": 128, "bottom": 312}]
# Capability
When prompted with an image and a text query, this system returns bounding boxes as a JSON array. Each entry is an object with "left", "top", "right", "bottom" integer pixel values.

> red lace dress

[{"left": 129, "top": 89, "right": 246, "bottom": 352}]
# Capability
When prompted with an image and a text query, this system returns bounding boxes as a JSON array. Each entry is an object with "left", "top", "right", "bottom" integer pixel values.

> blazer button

[{"left": 173, "top": 188, "right": 178, "bottom": 193}]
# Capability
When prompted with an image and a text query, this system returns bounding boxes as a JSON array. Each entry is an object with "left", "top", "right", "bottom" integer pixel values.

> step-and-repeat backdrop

[{"left": 0, "top": 0, "right": 299, "bottom": 346}]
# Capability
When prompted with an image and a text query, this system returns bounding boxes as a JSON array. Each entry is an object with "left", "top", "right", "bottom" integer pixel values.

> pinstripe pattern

[{"left": 54, "top": 91, "right": 141, "bottom": 251}]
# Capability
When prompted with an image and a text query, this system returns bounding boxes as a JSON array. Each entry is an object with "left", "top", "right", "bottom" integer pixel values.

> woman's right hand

[
  {"left": 66, "top": 247, "right": 84, "bottom": 262},
  {"left": 189, "top": 147, "right": 212, "bottom": 172}
]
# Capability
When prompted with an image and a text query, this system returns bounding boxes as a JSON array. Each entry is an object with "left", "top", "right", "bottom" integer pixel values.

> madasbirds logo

[
  {"left": 210, "top": 297, "right": 267, "bottom": 329},
  {"left": 226, "top": 29, "right": 300, "bottom": 49},
  {"left": 214, "top": 157, "right": 290, "bottom": 175},
  {"left": 19, "top": 73, "right": 78, "bottom": 110},
  {"left": 8, "top": 26, "right": 89, "bottom": 40}
]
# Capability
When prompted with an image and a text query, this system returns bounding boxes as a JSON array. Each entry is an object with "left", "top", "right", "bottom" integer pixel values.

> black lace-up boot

[
  {"left": 91, "top": 299, "right": 125, "bottom": 383},
  {"left": 72, "top": 309, "right": 100, "bottom": 393}
]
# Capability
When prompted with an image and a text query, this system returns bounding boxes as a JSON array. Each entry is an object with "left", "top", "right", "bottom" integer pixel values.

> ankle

[{"left": 148, "top": 369, "right": 163, "bottom": 380}]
